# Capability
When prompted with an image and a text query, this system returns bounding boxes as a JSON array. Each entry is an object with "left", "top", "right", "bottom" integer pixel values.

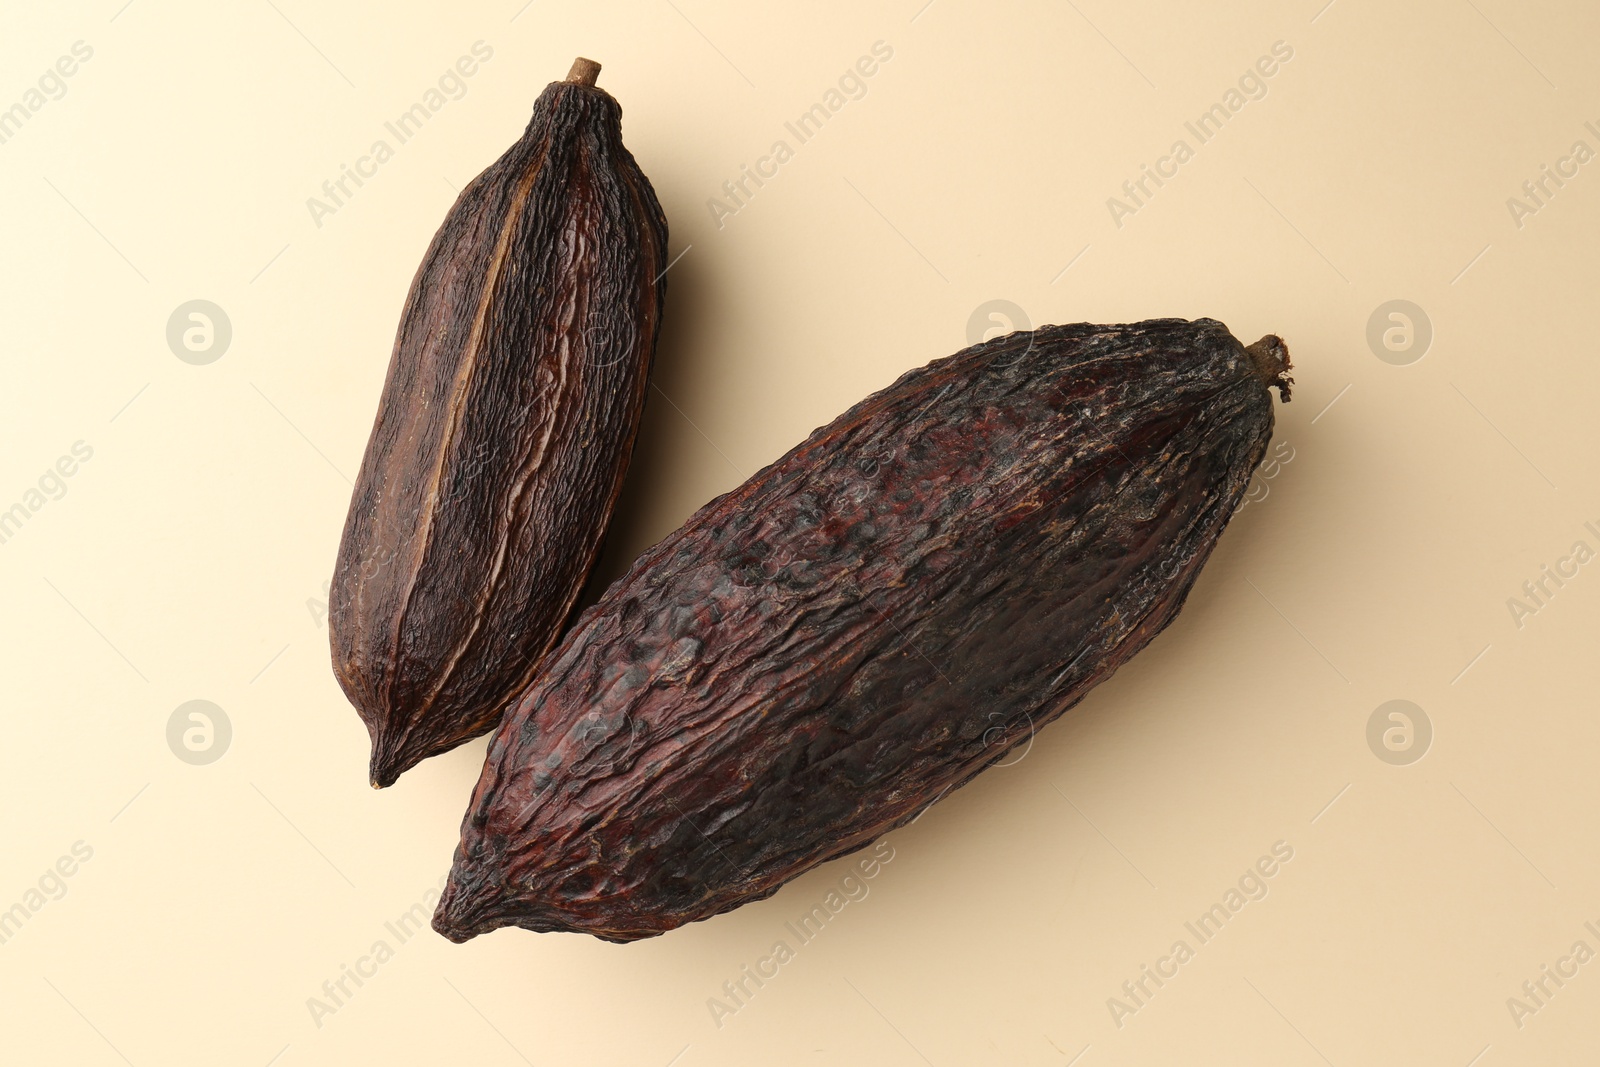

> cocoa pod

[
  {"left": 330, "top": 58, "right": 668, "bottom": 788},
  {"left": 433, "top": 318, "right": 1291, "bottom": 942}
]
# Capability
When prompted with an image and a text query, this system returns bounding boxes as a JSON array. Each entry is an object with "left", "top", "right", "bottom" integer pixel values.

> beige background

[{"left": 2, "top": 0, "right": 1596, "bottom": 1063}]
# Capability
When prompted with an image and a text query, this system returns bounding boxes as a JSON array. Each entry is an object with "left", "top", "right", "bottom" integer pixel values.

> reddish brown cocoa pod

[
  {"left": 433, "top": 318, "right": 1291, "bottom": 942},
  {"left": 330, "top": 58, "right": 668, "bottom": 788}
]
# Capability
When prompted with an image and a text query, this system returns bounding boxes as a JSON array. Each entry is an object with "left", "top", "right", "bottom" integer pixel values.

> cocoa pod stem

[{"left": 566, "top": 57, "right": 601, "bottom": 86}]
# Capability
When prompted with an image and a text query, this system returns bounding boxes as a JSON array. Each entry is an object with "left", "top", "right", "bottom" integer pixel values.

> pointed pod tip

[
  {"left": 368, "top": 746, "right": 404, "bottom": 789},
  {"left": 430, "top": 850, "right": 520, "bottom": 944},
  {"left": 431, "top": 875, "right": 481, "bottom": 943},
  {"left": 430, "top": 912, "right": 474, "bottom": 944}
]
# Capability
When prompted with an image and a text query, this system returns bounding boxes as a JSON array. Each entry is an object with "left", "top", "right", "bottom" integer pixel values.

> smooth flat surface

[{"left": 2, "top": 1, "right": 1595, "bottom": 1064}]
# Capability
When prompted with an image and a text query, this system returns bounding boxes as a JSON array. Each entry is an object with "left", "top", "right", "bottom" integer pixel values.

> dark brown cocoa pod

[
  {"left": 433, "top": 318, "right": 1291, "bottom": 942},
  {"left": 330, "top": 58, "right": 668, "bottom": 788}
]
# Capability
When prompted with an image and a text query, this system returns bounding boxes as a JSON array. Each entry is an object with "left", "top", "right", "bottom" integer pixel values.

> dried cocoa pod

[
  {"left": 433, "top": 318, "right": 1291, "bottom": 942},
  {"left": 330, "top": 58, "right": 667, "bottom": 788}
]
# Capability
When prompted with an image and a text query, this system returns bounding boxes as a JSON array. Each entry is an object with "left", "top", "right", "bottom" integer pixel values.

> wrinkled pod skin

[
  {"left": 434, "top": 318, "right": 1292, "bottom": 942},
  {"left": 330, "top": 59, "right": 668, "bottom": 788}
]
